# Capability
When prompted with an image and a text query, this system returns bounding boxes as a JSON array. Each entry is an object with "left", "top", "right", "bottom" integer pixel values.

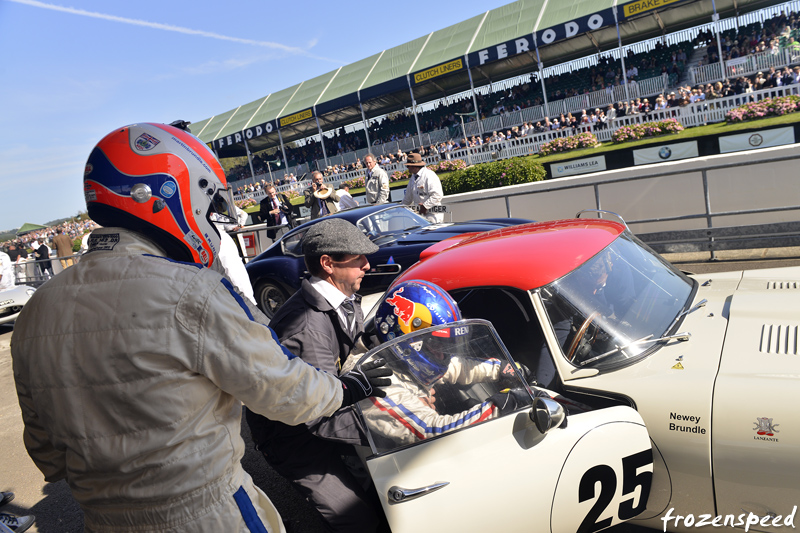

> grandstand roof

[
  {"left": 16, "top": 223, "right": 48, "bottom": 235},
  {"left": 194, "top": 0, "right": 780, "bottom": 159}
]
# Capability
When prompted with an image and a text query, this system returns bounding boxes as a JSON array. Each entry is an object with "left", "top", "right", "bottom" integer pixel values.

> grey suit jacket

[{"left": 246, "top": 279, "right": 367, "bottom": 446}]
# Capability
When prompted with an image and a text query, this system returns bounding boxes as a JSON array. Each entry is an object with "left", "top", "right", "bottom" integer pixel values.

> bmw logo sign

[{"left": 658, "top": 147, "right": 672, "bottom": 160}]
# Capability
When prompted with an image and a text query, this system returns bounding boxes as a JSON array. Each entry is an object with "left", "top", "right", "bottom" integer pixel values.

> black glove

[
  {"left": 339, "top": 358, "right": 393, "bottom": 408},
  {"left": 499, "top": 361, "right": 535, "bottom": 386},
  {"left": 359, "top": 316, "right": 382, "bottom": 351},
  {"left": 488, "top": 388, "right": 533, "bottom": 416}
]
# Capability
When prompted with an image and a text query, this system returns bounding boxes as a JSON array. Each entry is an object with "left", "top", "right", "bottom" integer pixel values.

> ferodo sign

[
  {"left": 467, "top": 7, "right": 614, "bottom": 67},
  {"left": 212, "top": 121, "right": 275, "bottom": 150}
]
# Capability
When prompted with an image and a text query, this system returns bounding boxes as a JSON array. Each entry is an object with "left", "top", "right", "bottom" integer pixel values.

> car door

[{"left": 355, "top": 320, "right": 653, "bottom": 533}]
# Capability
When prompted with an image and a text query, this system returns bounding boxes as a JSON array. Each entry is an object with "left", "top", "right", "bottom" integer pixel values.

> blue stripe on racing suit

[{"left": 233, "top": 486, "right": 269, "bottom": 533}]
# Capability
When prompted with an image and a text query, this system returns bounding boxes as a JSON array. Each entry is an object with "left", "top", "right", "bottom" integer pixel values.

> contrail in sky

[{"left": 8, "top": 0, "right": 338, "bottom": 62}]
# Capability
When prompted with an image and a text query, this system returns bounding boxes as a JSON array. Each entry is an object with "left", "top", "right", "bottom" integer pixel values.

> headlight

[{"left": 26, "top": 288, "right": 35, "bottom": 297}]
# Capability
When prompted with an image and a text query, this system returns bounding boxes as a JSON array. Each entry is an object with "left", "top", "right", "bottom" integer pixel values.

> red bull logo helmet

[
  {"left": 375, "top": 280, "right": 461, "bottom": 343},
  {"left": 395, "top": 325, "right": 470, "bottom": 387}
]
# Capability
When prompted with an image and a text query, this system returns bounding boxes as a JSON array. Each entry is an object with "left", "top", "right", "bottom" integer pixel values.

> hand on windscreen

[{"left": 339, "top": 359, "right": 393, "bottom": 407}]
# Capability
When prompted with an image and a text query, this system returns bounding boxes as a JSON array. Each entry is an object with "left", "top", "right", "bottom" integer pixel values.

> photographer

[{"left": 304, "top": 170, "right": 338, "bottom": 219}]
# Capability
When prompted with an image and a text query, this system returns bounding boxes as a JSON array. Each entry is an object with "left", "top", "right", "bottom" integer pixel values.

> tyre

[{"left": 255, "top": 280, "right": 288, "bottom": 319}]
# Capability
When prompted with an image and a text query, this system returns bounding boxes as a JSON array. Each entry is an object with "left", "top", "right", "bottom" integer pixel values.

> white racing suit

[
  {"left": 0, "top": 251, "right": 15, "bottom": 290},
  {"left": 12, "top": 228, "right": 344, "bottom": 533},
  {"left": 351, "top": 355, "right": 590, "bottom": 449},
  {"left": 364, "top": 357, "right": 501, "bottom": 447}
]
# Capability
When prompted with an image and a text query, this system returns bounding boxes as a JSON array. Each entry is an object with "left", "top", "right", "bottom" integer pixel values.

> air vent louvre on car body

[
  {"left": 767, "top": 281, "right": 800, "bottom": 289},
  {"left": 759, "top": 324, "right": 799, "bottom": 354}
]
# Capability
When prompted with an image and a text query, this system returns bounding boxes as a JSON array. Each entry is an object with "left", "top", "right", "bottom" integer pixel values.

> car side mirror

[{"left": 530, "top": 397, "right": 567, "bottom": 433}]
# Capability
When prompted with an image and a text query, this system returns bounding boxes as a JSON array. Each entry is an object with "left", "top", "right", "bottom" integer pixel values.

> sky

[{"left": 0, "top": 0, "right": 515, "bottom": 232}]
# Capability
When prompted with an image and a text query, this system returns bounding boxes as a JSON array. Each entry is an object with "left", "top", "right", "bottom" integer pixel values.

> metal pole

[
  {"left": 357, "top": 91, "right": 372, "bottom": 149},
  {"left": 702, "top": 169, "right": 717, "bottom": 261},
  {"left": 614, "top": 6, "right": 631, "bottom": 103},
  {"left": 243, "top": 137, "right": 257, "bottom": 182},
  {"left": 406, "top": 74, "right": 424, "bottom": 150},
  {"left": 710, "top": 0, "right": 726, "bottom": 82},
  {"left": 276, "top": 125, "right": 289, "bottom": 178},
  {"left": 533, "top": 34, "right": 550, "bottom": 118},
  {"left": 464, "top": 55, "right": 482, "bottom": 131},
  {"left": 457, "top": 114, "right": 474, "bottom": 166},
  {"left": 313, "top": 105, "right": 330, "bottom": 170}
]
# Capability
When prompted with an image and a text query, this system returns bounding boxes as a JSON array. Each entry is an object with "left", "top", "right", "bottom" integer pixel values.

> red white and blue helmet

[
  {"left": 375, "top": 280, "right": 461, "bottom": 343},
  {"left": 395, "top": 325, "right": 470, "bottom": 388},
  {"left": 83, "top": 123, "right": 232, "bottom": 267}
]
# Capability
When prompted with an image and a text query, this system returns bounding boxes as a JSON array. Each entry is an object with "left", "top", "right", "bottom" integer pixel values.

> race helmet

[
  {"left": 394, "top": 324, "right": 471, "bottom": 388},
  {"left": 83, "top": 123, "right": 233, "bottom": 267},
  {"left": 375, "top": 280, "right": 461, "bottom": 342}
]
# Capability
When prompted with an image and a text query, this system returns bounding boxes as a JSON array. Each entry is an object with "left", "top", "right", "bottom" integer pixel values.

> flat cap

[{"left": 303, "top": 218, "right": 379, "bottom": 256}]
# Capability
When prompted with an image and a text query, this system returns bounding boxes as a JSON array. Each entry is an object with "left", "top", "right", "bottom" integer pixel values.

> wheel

[
  {"left": 255, "top": 280, "right": 288, "bottom": 320},
  {"left": 566, "top": 311, "right": 600, "bottom": 362}
]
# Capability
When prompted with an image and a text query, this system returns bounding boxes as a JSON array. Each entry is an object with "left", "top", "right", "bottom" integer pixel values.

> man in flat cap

[
  {"left": 246, "top": 218, "right": 383, "bottom": 532},
  {"left": 402, "top": 152, "right": 444, "bottom": 223}
]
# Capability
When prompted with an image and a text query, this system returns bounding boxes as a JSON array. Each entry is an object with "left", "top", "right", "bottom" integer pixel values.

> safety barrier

[
  {"left": 690, "top": 49, "right": 798, "bottom": 86},
  {"left": 441, "top": 142, "right": 800, "bottom": 261},
  {"left": 12, "top": 252, "right": 83, "bottom": 287}
]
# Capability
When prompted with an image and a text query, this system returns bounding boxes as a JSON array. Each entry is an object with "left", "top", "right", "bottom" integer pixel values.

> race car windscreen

[
  {"left": 356, "top": 206, "right": 429, "bottom": 244},
  {"left": 355, "top": 319, "right": 530, "bottom": 455},
  {"left": 539, "top": 232, "right": 694, "bottom": 371}
]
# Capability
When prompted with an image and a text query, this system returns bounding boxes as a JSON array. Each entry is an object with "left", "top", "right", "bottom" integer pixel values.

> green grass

[{"left": 533, "top": 112, "right": 800, "bottom": 166}]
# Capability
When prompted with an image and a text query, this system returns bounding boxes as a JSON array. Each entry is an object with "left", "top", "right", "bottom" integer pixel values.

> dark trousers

[{"left": 258, "top": 432, "right": 379, "bottom": 533}]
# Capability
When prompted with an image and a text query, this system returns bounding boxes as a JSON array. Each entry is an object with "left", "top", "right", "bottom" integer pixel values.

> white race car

[
  {"left": 350, "top": 212, "right": 799, "bottom": 533},
  {"left": 0, "top": 285, "right": 36, "bottom": 325}
]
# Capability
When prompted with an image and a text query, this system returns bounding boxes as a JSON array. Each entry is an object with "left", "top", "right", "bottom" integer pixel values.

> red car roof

[{"left": 396, "top": 218, "right": 625, "bottom": 291}]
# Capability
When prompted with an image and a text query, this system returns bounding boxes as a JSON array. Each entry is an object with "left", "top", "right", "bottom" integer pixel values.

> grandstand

[{"left": 190, "top": 0, "right": 800, "bottom": 197}]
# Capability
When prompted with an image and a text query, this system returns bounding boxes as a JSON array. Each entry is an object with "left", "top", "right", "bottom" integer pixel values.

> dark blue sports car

[{"left": 245, "top": 203, "right": 531, "bottom": 318}]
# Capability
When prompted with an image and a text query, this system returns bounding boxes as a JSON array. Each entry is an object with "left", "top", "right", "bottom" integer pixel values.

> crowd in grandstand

[
  {"left": 2, "top": 219, "right": 97, "bottom": 261},
  {"left": 222, "top": 8, "right": 800, "bottom": 185}
]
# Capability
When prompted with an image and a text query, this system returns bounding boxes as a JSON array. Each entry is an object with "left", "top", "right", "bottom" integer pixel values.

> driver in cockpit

[
  {"left": 585, "top": 251, "right": 636, "bottom": 320},
  {"left": 347, "top": 280, "right": 585, "bottom": 448}
]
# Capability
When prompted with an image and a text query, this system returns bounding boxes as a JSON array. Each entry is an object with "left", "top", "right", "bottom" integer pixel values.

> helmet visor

[{"left": 209, "top": 187, "right": 237, "bottom": 226}]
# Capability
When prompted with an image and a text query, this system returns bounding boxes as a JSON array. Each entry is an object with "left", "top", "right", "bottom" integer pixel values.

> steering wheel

[{"left": 566, "top": 311, "right": 601, "bottom": 362}]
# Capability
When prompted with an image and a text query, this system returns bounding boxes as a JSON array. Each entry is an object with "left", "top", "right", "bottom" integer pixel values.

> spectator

[
  {"left": 336, "top": 184, "right": 359, "bottom": 210},
  {"left": 305, "top": 171, "right": 338, "bottom": 219},
  {"left": 0, "top": 249, "right": 14, "bottom": 291},
  {"left": 32, "top": 239, "right": 53, "bottom": 280},
  {"left": 52, "top": 228, "right": 74, "bottom": 269},
  {"left": 402, "top": 153, "right": 444, "bottom": 223},
  {"left": 364, "top": 154, "right": 390, "bottom": 205},
  {"left": 261, "top": 184, "right": 295, "bottom": 240}
]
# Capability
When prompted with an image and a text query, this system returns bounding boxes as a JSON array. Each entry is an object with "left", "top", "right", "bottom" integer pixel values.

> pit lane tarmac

[{"left": 2, "top": 250, "right": 799, "bottom": 532}]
